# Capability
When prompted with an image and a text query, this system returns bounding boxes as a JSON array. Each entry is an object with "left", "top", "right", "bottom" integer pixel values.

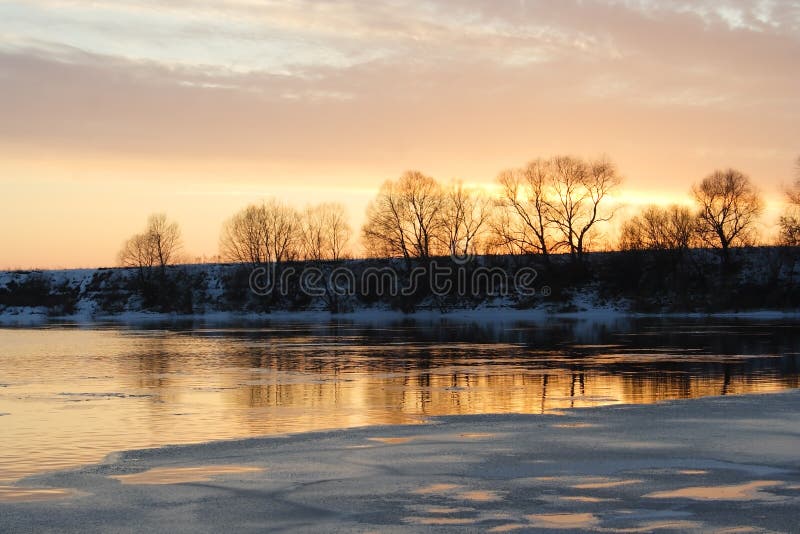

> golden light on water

[{"left": 1, "top": 322, "right": 798, "bottom": 484}]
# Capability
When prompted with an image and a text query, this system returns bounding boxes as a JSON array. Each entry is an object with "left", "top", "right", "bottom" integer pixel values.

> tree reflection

[{"left": 107, "top": 317, "right": 800, "bottom": 436}]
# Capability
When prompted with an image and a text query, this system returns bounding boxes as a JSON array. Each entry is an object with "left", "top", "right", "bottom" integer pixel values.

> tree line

[{"left": 119, "top": 154, "right": 800, "bottom": 270}]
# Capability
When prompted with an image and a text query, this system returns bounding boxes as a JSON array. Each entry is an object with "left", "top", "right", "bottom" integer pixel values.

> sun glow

[{"left": 1, "top": 1, "right": 797, "bottom": 267}]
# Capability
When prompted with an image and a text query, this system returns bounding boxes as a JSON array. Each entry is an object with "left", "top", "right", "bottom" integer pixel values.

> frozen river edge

[{"left": 2, "top": 391, "right": 800, "bottom": 532}]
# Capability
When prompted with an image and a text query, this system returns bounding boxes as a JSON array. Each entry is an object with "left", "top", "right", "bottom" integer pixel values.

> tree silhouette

[
  {"left": 220, "top": 199, "right": 301, "bottom": 266},
  {"left": 440, "top": 181, "right": 491, "bottom": 258},
  {"left": 546, "top": 156, "right": 622, "bottom": 263},
  {"left": 778, "top": 156, "right": 800, "bottom": 246},
  {"left": 119, "top": 213, "right": 182, "bottom": 277},
  {"left": 301, "top": 202, "right": 352, "bottom": 261},
  {"left": 494, "top": 155, "right": 621, "bottom": 263},
  {"left": 361, "top": 171, "right": 445, "bottom": 260},
  {"left": 495, "top": 160, "right": 553, "bottom": 257},
  {"left": 693, "top": 169, "right": 763, "bottom": 257},
  {"left": 619, "top": 204, "right": 694, "bottom": 251}
]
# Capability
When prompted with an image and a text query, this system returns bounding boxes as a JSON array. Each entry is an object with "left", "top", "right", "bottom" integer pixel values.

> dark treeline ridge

[{"left": 1, "top": 246, "right": 799, "bottom": 317}]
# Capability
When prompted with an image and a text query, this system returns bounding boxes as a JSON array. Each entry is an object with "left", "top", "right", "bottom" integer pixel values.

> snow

[
  {"left": 2, "top": 250, "right": 799, "bottom": 325},
  {"left": 5, "top": 391, "right": 800, "bottom": 531}
]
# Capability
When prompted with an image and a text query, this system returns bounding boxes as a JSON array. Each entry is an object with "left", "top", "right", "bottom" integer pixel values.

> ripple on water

[
  {"left": 368, "top": 436, "right": 417, "bottom": 444},
  {"left": 110, "top": 465, "right": 264, "bottom": 485},
  {"left": 526, "top": 513, "right": 601, "bottom": 529}
]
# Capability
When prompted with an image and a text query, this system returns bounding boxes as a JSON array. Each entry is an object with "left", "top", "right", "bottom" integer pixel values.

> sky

[{"left": 1, "top": 0, "right": 798, "bottom": 268}]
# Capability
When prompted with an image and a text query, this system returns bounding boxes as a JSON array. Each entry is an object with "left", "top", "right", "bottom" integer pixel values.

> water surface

[{"left": 1, "top": 317, "right": 799, "bottom": 483}]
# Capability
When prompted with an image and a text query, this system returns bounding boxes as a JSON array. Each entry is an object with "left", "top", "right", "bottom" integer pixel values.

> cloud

[
  {"left": 1, "top": 0, "right": 798, "bottom": 267},
  {"left": 0, "top": 0, "right": 797, "bottom": 185}
]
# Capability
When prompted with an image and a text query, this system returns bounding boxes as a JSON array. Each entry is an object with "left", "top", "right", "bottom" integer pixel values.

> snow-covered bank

[{"left": 2, "top": 247, "right": 799, "bottom": 325}]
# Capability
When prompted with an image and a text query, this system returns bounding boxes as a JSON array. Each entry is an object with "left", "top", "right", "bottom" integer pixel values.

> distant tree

[
  {"left": 301, "top": 203, "right": 352, "bottom": 261},
  {"left": 264, "top": 199, "right": 302, "bottom": 264},
  {"left": 778, "top": 156, "right": 800, "bottom": 246},
  {"left": 119, "top": 233, "right": 154, "bottom": 272},
  {"left": 220, "top": 199, "right": 301, "bottom": 266},
  {"left": 619, "top": 205, "right": 694, "bottom": 251},
  {"left": 665, "top": 204, "right": 696, "bottom": 251},
  {"left": 361, "top": 179, "right": 405, "bottom": 259},
  {"left": 486, "top": 206, "right": 531, "bottom": 255},
  {"left": 491, "top": 155, "right": 622, "bottom": 262},
  {"left": 361, "top": 171, "right": 445, "bottom": 260},
  {"left": 147, "top": 214, "right": 182, "bottom": 268},
  {"left": 693, "top": 169, "right": 763, "bottom": 255},
  {"left": 545, "top": 156, "right": 622, "bottom": 263},
  {"left": 440, "top": 181, "right": 491, "bottom": 259},
  {"left": 118, "top": 213, "right": 182, "bottom": 276},
  {"left": 220, "top": 204, "right": 268, "bottom": 266},
  {"left": 495, "top": 160, "right": 552, "bottom": 258}
]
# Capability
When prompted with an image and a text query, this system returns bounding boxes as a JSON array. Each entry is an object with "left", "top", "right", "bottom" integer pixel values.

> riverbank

[
  {"left": 2, "top": 390, "right": 799, "bottom": 532},
  {"left": 2, "top": 247, "right": 799, "bottom": 324}
]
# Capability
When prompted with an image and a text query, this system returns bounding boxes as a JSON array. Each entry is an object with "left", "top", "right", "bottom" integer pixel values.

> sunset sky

[{"left": 1, "top": 0, "right": 798, "bottom": 268}]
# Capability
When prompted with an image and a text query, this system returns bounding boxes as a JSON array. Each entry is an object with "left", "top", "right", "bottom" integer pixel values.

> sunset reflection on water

[{"left": 1, "top": 318, "right": 799, "bottom": 483}]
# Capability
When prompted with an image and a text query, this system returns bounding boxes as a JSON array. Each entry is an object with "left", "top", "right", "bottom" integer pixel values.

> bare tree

[
  {"left": 263, "top": 199, "right": 301, "bottom": 264},
  {"left": 619, "top": 205, "right": 694, "bottom": 251},
  {"left": 362, "top": 179, "right": 411, "bottom": 259},
  {"left": 670, "top": 205, "right": 696, "bottom": 250},
  {"left": 118, "top": 213, "right": 182, "bottom": 276},
  {"left": 402, "top": 171, "right": 445, "bottom": 258},
  {"left": 361, "top": 171, "right": 445, "bottom": 260},
  {"left": 220, "top": 204, "right": 268, "bottom": 266},
  {"left": 440, "top": 181, "right": 491, "bottom": 258},
  {"left": 119, "top": 233, "right": 155, "bottom": 274},
  {"left": 301, "top": 203, "right": 352, "bottom": 261},
  {"left": 545, "top": 156, "right": 622, "bottom": 262},
  {"left": 778, "top": 157, "right": 800, "bottom": 246},
  {"left": 486, "top": 205, "right": 532, "bottom": 255},
  {"left": 693, "top": 169, "right": 763, "bottom": 255},
  {"left": 148, "top": 214, "right": 182, "bottom": 268},
  {"left": 495, "top": 160, "right": 552, "bottom": 257},
  {"left": 779, "top": 211, "right": 800, "bottom": 247},
  {"left": 220, "top": 199, "right": 301, "bottom": 266}
]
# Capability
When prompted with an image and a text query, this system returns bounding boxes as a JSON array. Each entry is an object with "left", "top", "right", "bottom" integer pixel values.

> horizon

[{"left": 2, "top": 1, "right": 799, "bottom": 268}]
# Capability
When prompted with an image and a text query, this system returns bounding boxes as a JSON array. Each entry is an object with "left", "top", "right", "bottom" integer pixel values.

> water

[{"left": 1, "top": 317, "right": 799, "bottom": 484}]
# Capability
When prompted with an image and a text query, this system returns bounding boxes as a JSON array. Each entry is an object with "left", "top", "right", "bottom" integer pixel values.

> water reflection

[
  {"left": 645, "top": 480, "right": 787, "bottom": 501},
  {"left": 1, "top": 317, "right": 799, "bottom": 484}
]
